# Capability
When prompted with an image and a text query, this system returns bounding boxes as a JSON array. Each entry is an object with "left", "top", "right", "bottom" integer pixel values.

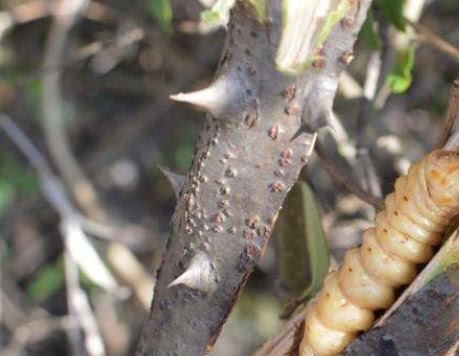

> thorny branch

[{"left": 136, "top": 1, "right": 373, "bottom": 355}]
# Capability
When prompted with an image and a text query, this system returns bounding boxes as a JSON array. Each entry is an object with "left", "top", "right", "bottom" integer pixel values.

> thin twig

[
  {"left": 0, "top": 112, "right": 154, "bottom": 316},
  {"left": 355, "top": 51, "right": 383, "bottom": 201},
  {"left": 407, "top": 19, "right": 459, "bottom": 63},
  {"left": 63, "top": 250, "right": 86, "bottom": 356},
  {"left": 63, "top": 247, "right": 105, "bottom": 356},
  {"left": 77, "top": 214, "right": 150, "bottom": 243},
  {"left": 315, "top": 142, "right": 384, "bottom": 209},
  {"left": 435, "top": 77, "right": 459, "bottom": 150},
  {"left": 13, "top": 316, "right": 77, "bottom": 345},
  {"left": 41, "top": 0, "right": 106, "bottom": 221},
  {"left": 3, "top": 314, "right": 77, "bottom": 356},
  {"left": 0, "top": 114, "right": 120, "bottom": 293}
]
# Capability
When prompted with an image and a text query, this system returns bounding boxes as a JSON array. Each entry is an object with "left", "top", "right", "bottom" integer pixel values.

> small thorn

[
  {"left": 168, "top": 252, "right": 218, "bottom": 294},
  {"left": 157, "top": 165, "right": 185, "bottom": 199}
]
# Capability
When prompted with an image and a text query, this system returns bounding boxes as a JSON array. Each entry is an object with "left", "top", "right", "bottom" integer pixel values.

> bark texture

[{"left": 136, "top": 1, "right": 372, "bottom": 355}]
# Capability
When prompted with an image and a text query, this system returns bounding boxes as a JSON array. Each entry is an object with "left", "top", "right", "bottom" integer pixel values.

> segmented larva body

[{"left": 300, "top": 150, "right": 459, "bottom": 356}]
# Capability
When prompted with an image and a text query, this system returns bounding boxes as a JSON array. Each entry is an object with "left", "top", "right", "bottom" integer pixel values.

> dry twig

[
  {"left": 41, "top": 0, "right": 104, "bottom": 220},
  {"left": 407, "top": 19, "right": 459, "bottom": 63},
  {"left": 315, "top": 142, "right": 384, "bottom": 210},
  {"left": 435, "top": 78, "right": 459, "bottom": 150}
]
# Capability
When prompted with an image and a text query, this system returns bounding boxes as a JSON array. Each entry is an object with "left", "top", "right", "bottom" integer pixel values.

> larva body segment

[
  {"left": 300, "top": 150, "right": 459, "bottom": 356},
  {"left": 361, "top": 229, "right": 417, "bottom": 287}
]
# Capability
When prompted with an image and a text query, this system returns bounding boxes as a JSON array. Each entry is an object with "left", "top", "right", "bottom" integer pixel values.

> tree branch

[{"left": 135, "top": 1, "right": 372, "bottom": 355}]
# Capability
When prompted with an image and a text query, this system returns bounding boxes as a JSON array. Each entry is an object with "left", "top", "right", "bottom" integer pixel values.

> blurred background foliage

[{"left": 0, "top": 0, "right": 458, "bottom": 355}]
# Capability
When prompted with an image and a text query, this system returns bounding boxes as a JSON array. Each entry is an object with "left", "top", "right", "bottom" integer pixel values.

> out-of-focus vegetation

[
  {"left": 147, "top": 0, "right": 173, "bottom": 32},
  {"left": 0, "top": 0, "right": 458, "bottom": 355},
  {"left": 0, "top": 153, "right": 39, "bottom": 215},
  {"left": 388, "top": 46, "right": 416, "bottom": 93}
]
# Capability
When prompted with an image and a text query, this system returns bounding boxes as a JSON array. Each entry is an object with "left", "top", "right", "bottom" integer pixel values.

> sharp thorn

[
  {"left": 169, "top": 74, "right": 238, "bottom": 118},
  {"left": 169, "top": 85, "right": 223, "bottom": 116},
  {"left": 168, "top": 252, "right": 217, "bottom": 294},
  {"left": 157, "top": 165, "right": 185, "bottom": 199}
]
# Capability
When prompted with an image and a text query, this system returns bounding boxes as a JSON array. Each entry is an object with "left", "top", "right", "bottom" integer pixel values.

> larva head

[{"left": 425, "top": 150, "right": 459, "bottom": 210}]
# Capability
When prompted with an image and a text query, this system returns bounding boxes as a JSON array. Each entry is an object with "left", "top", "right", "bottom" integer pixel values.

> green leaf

[
  {"left": 299, "top": 182, "right": 330, "bottom": 297},
  {"left": 361, "top": 9, "right": 382, "bottom": 50},
  {"left": 147, "top": 0, "right": 173, "bottom": 33},
  {"left": 201, "top": 10, "right": 222, "bottom": 24},
  {"left": 387, "top": 46, "right": 415, "bottom": 94},
  {"left": 200, "top": 0, "right": 235, "bottom": 25},
  {"left": 275, "top": 181, "right": 330, "bottom": 317},
  {"left": 380, "top": 0, "right": 406, "bottom": 31},
  {"left": 27, "top": 258, "right": 65, "bottom": 302}
]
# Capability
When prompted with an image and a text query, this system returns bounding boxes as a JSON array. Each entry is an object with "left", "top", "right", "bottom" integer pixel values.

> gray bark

[{"left": 136, "top": 1, "right": 372, "bottom": 355}]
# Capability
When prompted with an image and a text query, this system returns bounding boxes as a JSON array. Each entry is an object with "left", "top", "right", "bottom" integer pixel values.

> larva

[{"left": 299, "top": 150, "right": 459, "bottom": 356}]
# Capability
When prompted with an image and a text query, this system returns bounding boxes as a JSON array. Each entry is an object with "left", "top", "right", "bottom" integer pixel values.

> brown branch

[{"left": 135, "top": 1, "right": 373, "bottom": 355}]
